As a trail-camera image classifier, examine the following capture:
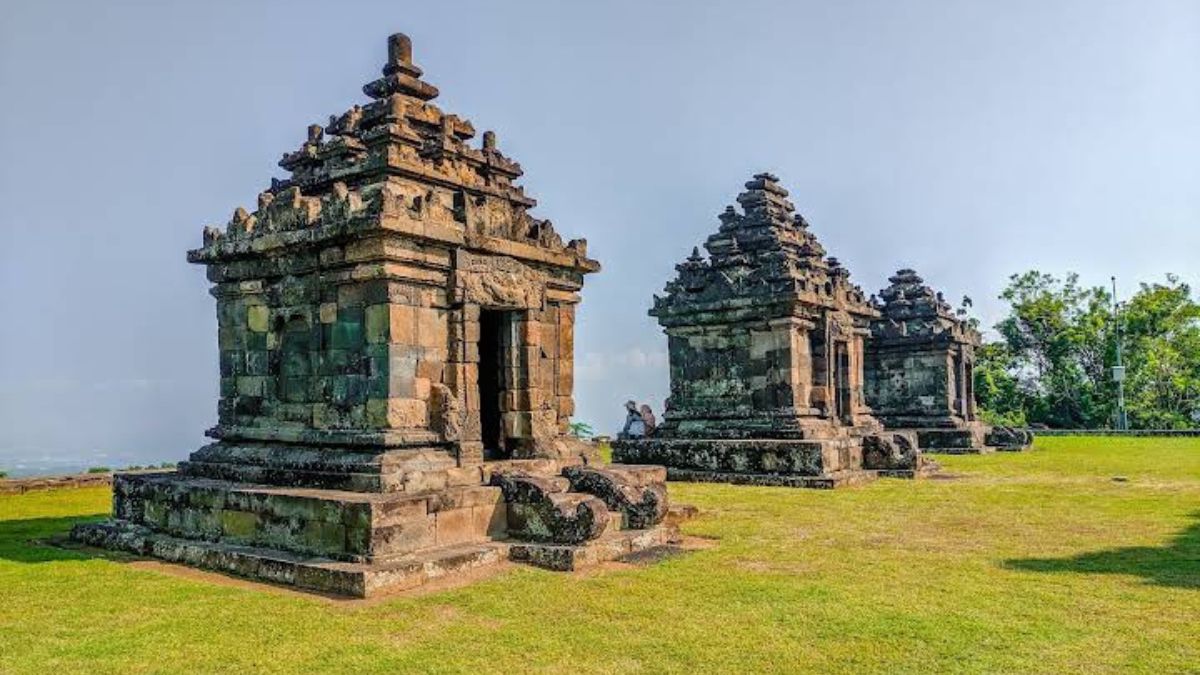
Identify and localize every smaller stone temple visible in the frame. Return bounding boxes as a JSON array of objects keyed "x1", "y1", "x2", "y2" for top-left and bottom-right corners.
[
  {"x1": 613, "y1": 174, "x2": 935, "y2": 487},
  {"x1": 865, "y1": 269, "x2": 1031, "y2": 452},
  {"x1": 72, "y1": 33, "x2": 674, "y2": 597}
]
